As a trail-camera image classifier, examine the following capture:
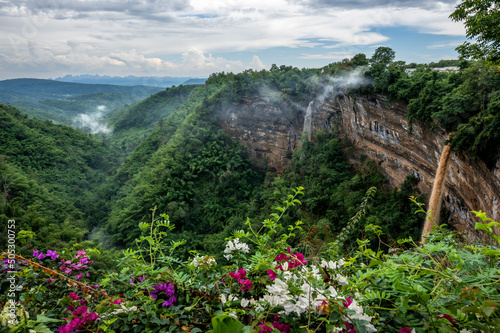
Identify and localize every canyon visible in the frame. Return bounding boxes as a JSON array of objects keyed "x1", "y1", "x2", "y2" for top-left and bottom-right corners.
[{"x1": 216, "y1": 93, "x2": 500, "y2": 240}]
